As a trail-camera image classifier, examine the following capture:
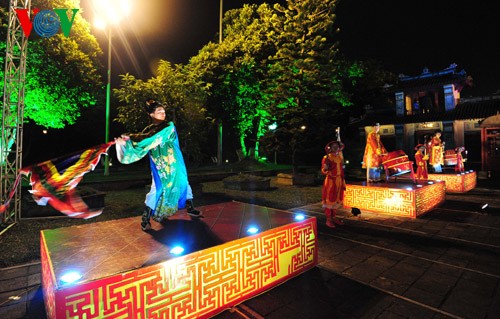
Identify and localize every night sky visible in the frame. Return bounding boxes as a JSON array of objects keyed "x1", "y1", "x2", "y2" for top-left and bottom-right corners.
[{"x1": 82, "y1": 0, "x2": 500, "y2": 96}]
